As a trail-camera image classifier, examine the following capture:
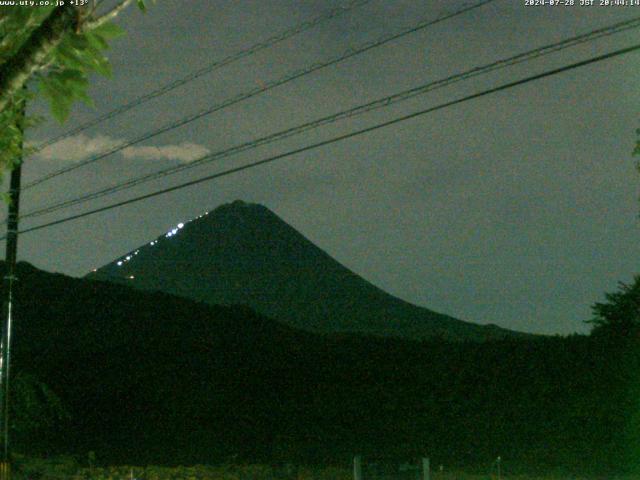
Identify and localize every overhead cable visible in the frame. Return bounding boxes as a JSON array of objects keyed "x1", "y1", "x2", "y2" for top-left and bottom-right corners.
[
  {"x1": 21, "y1": 14, "x2": 640, "y2": 220},
  {"x1": 32, "y1": 0, "x2": 375, "y2": 152},
  {"x1": 23, "y1": 0, "x2": 497, "y2": 190},
  {"x1": 11, "y1": 41, "x2": 640, "y2": 238}
]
